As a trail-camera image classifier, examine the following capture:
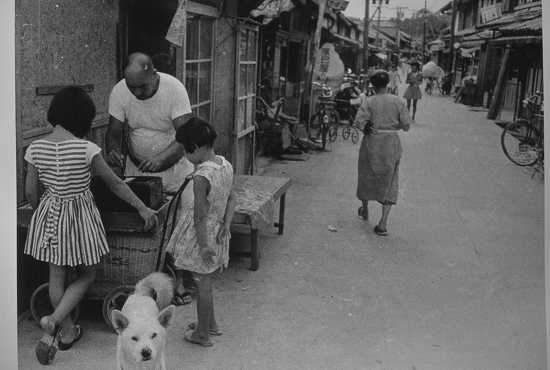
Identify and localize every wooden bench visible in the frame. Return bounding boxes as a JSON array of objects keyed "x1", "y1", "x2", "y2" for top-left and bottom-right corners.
[{"x1": 231, "y1": 175, "x2": 291, "y2": 271}]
